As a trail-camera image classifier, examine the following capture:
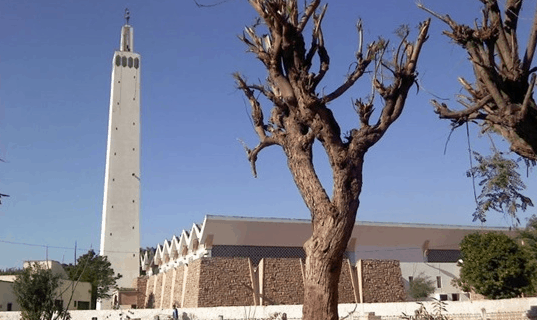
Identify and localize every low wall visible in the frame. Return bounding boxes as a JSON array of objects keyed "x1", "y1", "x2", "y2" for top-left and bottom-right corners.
[{"x1": 1, "y1": 297, "x2": 536, "y2": 320}]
